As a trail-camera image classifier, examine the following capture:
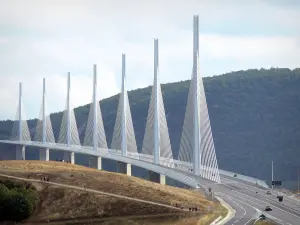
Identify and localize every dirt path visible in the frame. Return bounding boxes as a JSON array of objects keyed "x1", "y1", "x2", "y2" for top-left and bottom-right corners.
[{"x1": 0, "y1": 173, "x2": 187, "y2": 212}]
